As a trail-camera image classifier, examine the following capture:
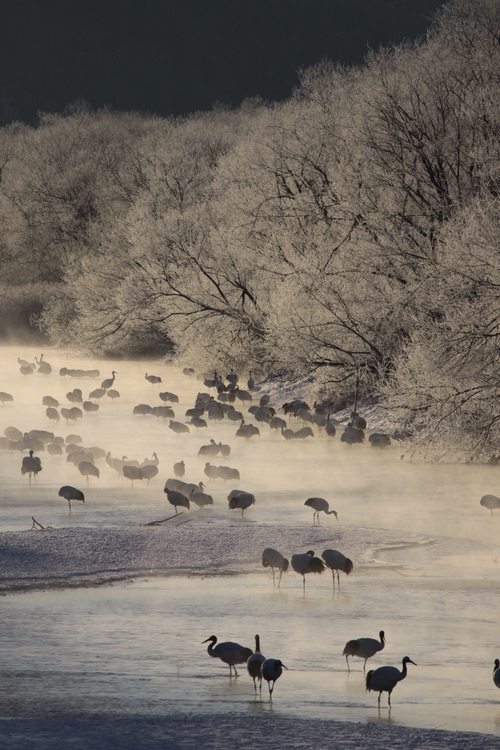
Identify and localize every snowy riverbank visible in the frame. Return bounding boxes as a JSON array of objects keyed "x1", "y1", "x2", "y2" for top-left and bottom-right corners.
[
  {"x1": 1, "y1": 714, "x2": 499, "y2": 750},
  {"x1": 0, "y1": 523, "x2": 428, "y2": 592}
]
